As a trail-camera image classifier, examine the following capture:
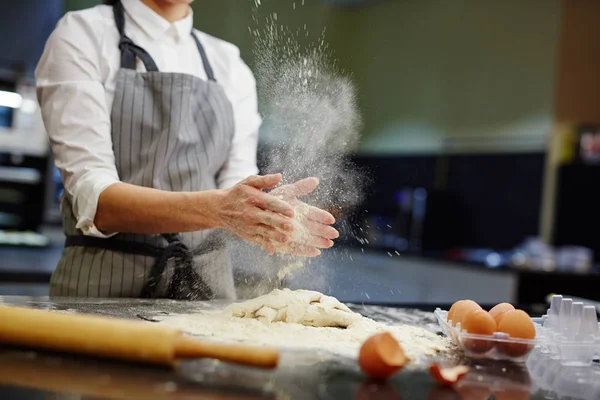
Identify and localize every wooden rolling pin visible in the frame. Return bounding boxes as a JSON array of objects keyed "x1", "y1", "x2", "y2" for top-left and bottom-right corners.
[{"x1": 0, "y1": 305, "x2": 278, "y2": 369}]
